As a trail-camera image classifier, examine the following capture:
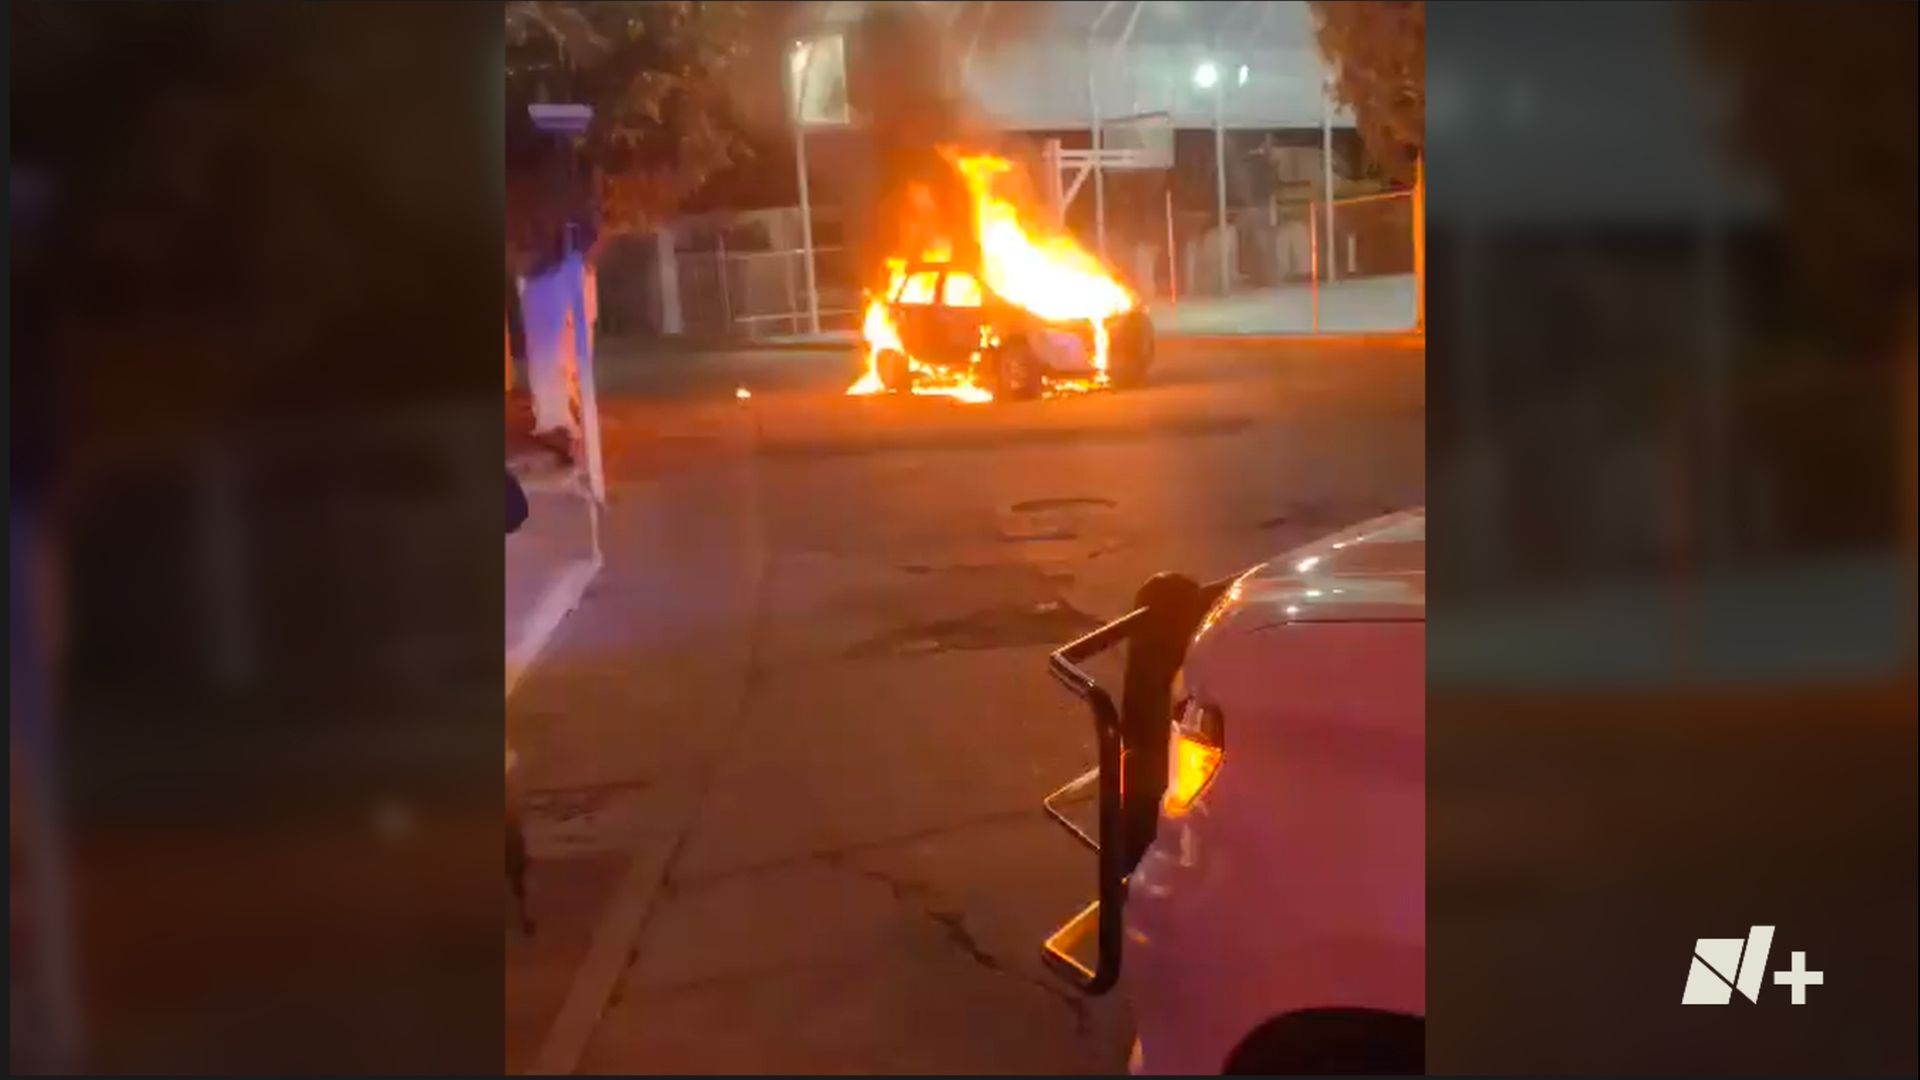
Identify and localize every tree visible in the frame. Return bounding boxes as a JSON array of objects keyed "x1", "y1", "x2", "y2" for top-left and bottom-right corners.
[
  {"x1": 505, "y1": 1, "x2": 759, "y2": 268},
  {"x1": 1306, "y1": 1, "x2": 1424, "y2": 186}
]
